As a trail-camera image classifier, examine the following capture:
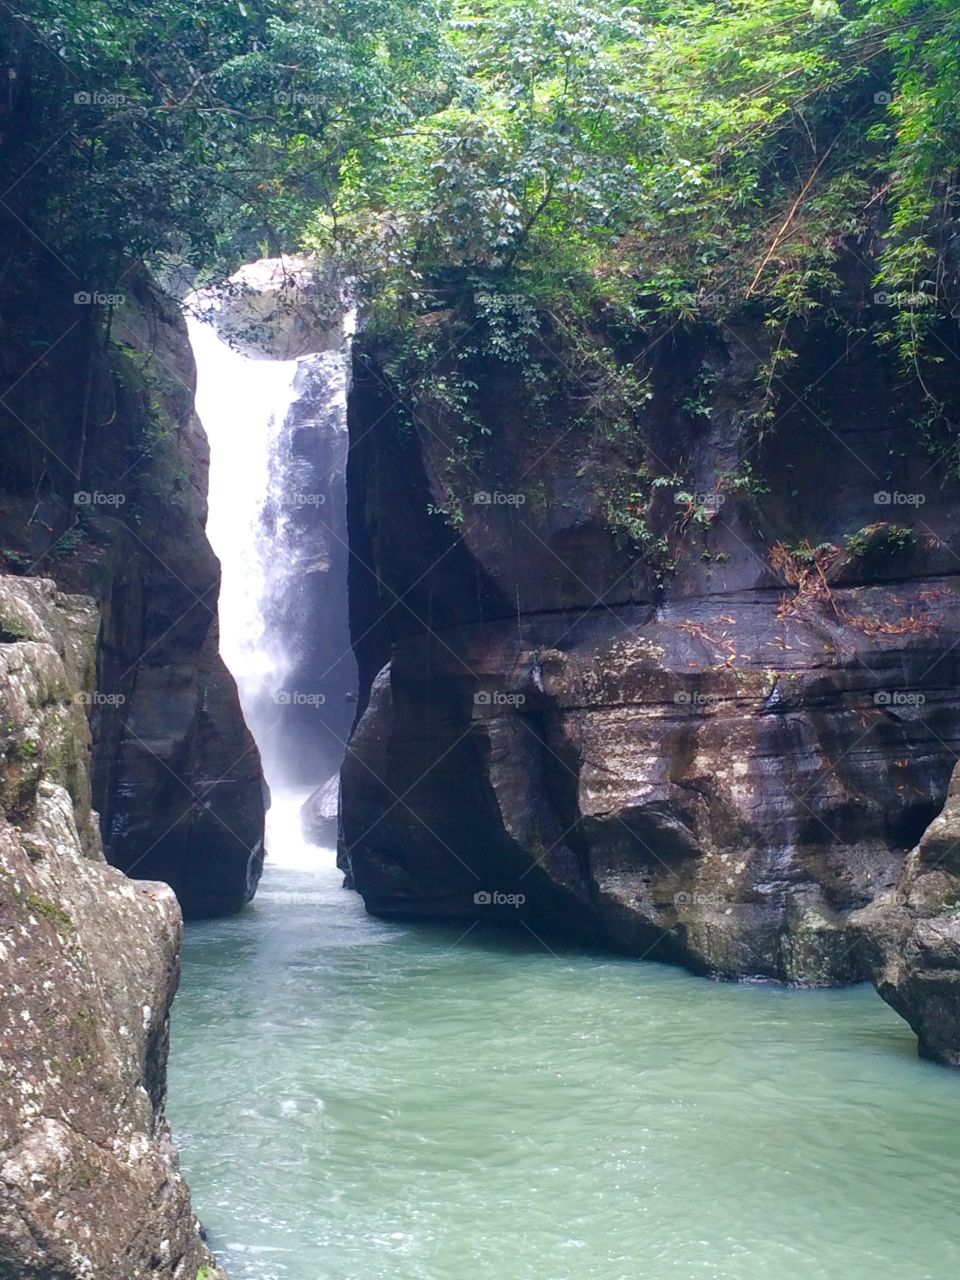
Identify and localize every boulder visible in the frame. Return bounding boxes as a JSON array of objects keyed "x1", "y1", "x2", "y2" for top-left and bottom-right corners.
[
  {"x1": 0, "y1": 576, "x2": 224, "y2": 1280},
  {"x1": 300, "y1": 773, "x2": 340, "y2": 847},
  {"x1": 857, "y1": 764, "x2": 960, "y2": 1066},
  {"x1": 192, "y1": 255, "x2": 343, "y2": 360}
]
